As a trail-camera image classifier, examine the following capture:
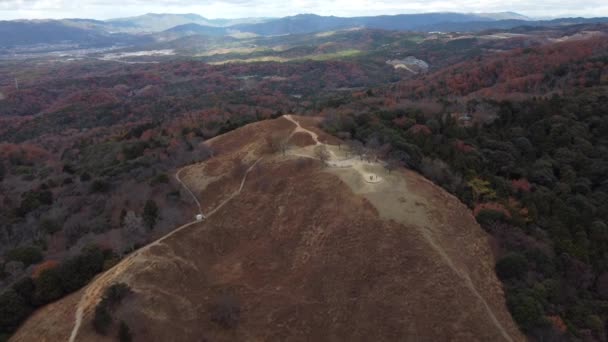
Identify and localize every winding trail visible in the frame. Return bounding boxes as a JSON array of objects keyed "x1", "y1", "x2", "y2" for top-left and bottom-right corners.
[
  {"x1": 175, "y1": 165, "x2": 204, "y2": 218},
  {"x1": 285, "y1": 114, "x2": 321, "y2": 145},
  {"x1": 67, "y1": 156, "x2": 263, "y2": 342},
  {"x1": 419, "y1": 228, "x2": 514, "y2": 342},
  {"x1": 206, "y1": 157, "x2": 263, "y2": 217}
]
